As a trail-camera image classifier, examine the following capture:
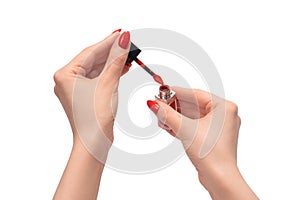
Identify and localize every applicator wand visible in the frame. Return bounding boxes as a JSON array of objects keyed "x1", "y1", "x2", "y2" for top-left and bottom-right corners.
[{"x1": 126, "y1": 42, "x2": 164, "y2": 85}]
